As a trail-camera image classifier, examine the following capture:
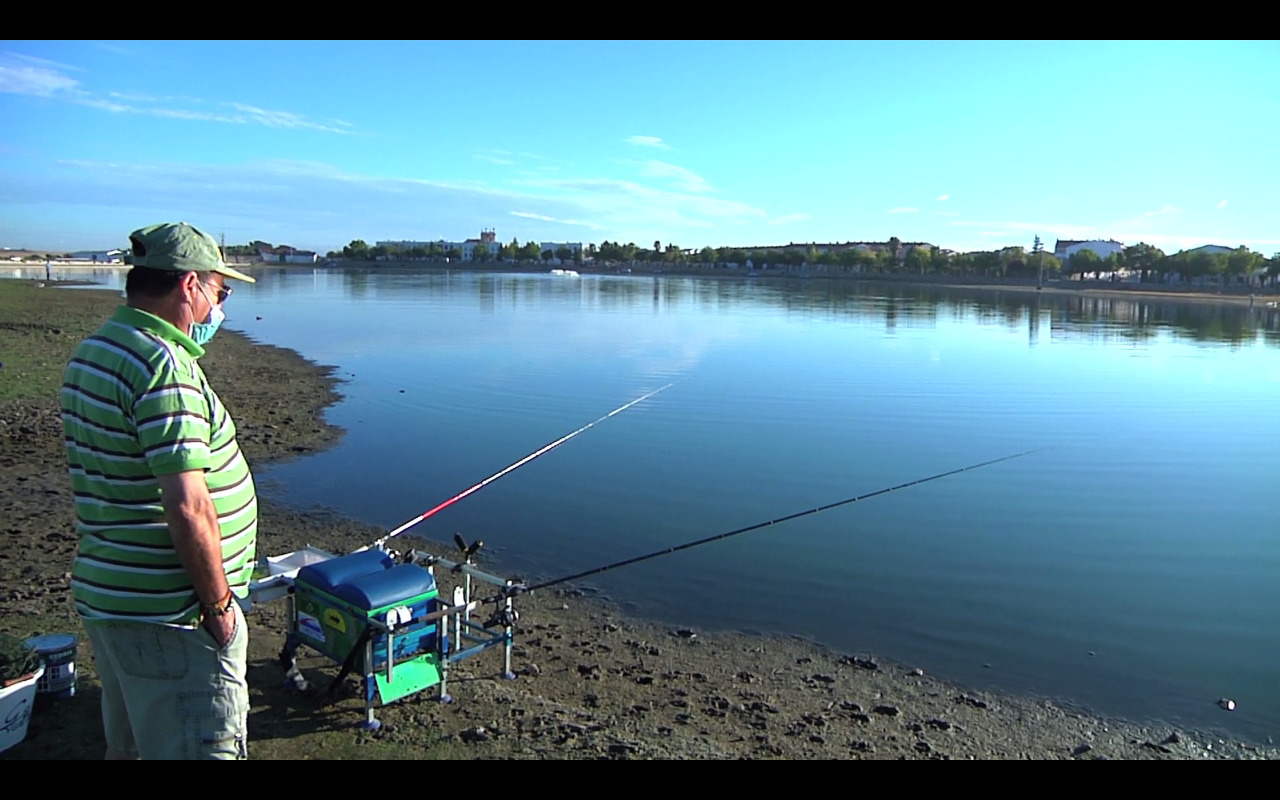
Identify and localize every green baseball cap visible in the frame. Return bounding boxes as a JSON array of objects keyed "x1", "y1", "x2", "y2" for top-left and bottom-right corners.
[{"x1": 127, "y1": 221, "x2": 256, "y2": 283}]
